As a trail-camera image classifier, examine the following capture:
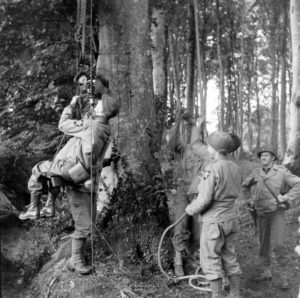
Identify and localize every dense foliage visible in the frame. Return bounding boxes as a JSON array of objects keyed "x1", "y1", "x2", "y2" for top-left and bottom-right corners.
[{"x1": 0, "y1": 0, "x2": 77, "y2": 153}]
